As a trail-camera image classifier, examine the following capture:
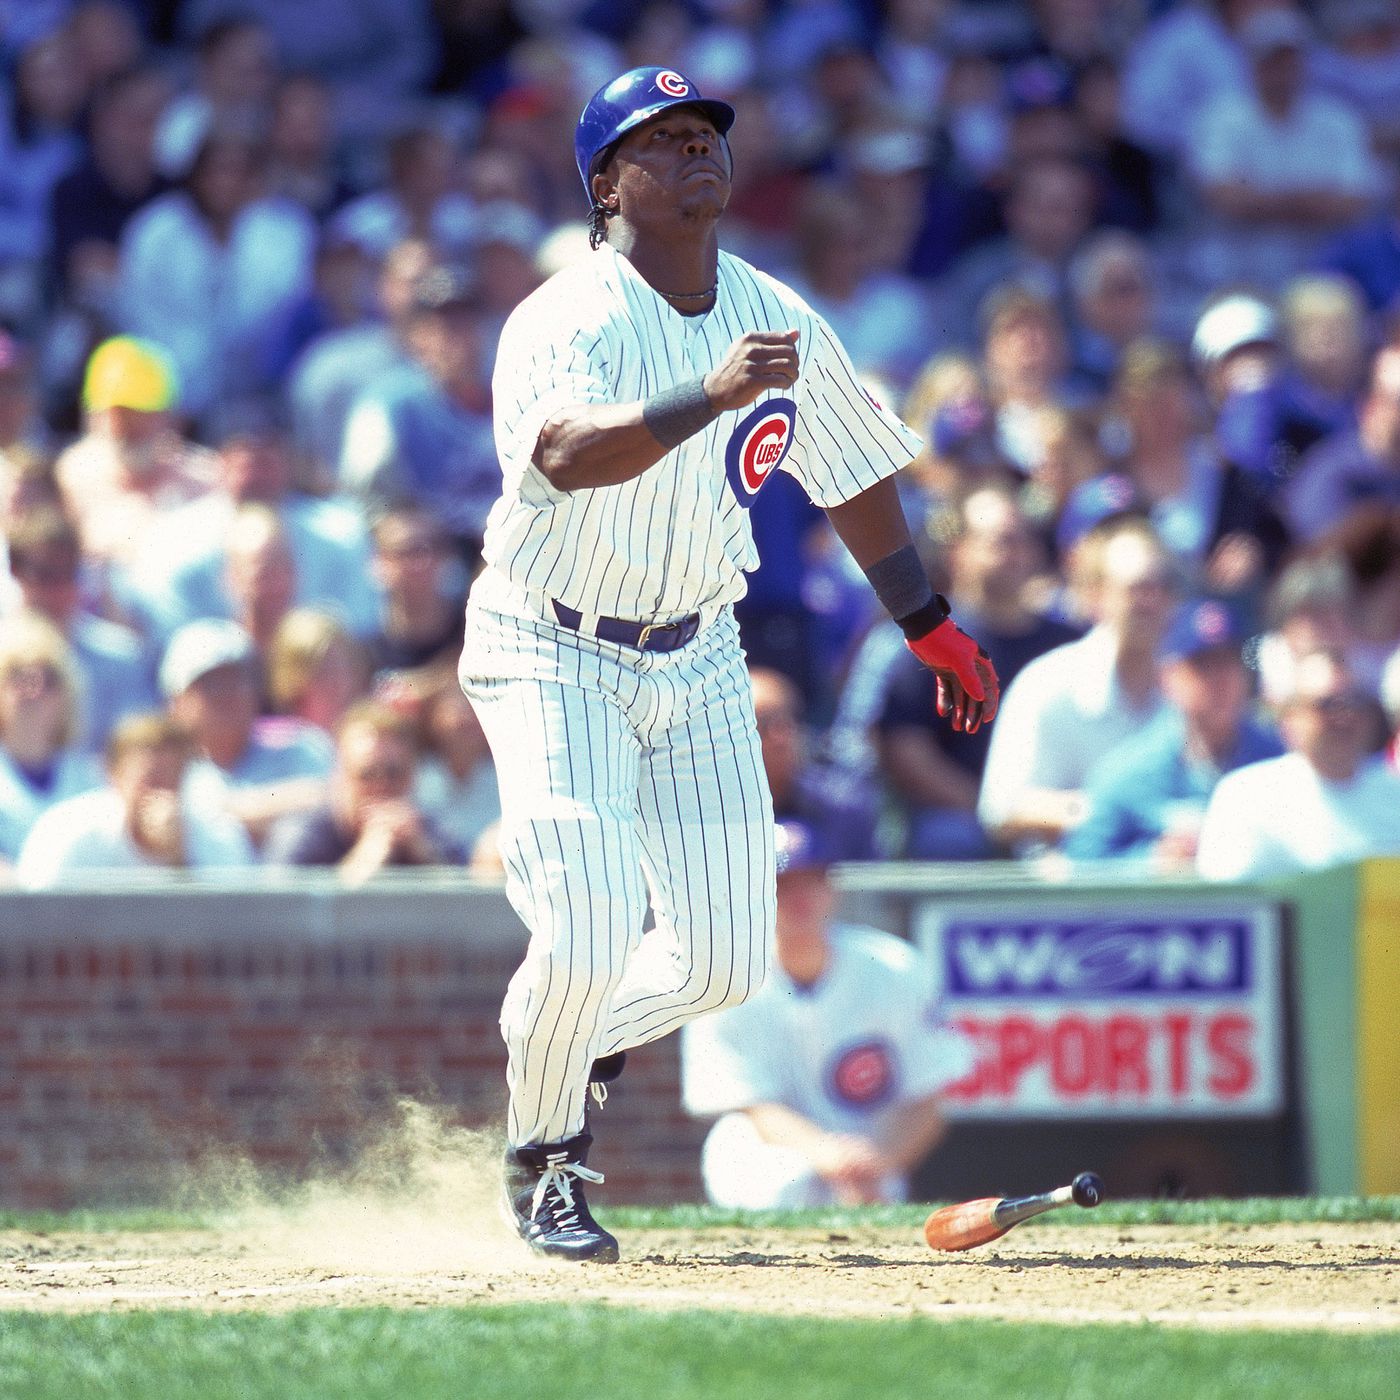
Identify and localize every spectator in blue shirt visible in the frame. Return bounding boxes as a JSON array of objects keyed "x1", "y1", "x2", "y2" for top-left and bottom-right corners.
[
  {"x1": 1067, "y1": 597, "x2": 1282, "y2": 869},
  {"x1": 339, "y1": 265, "x2": 497, "y2": 559}
]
